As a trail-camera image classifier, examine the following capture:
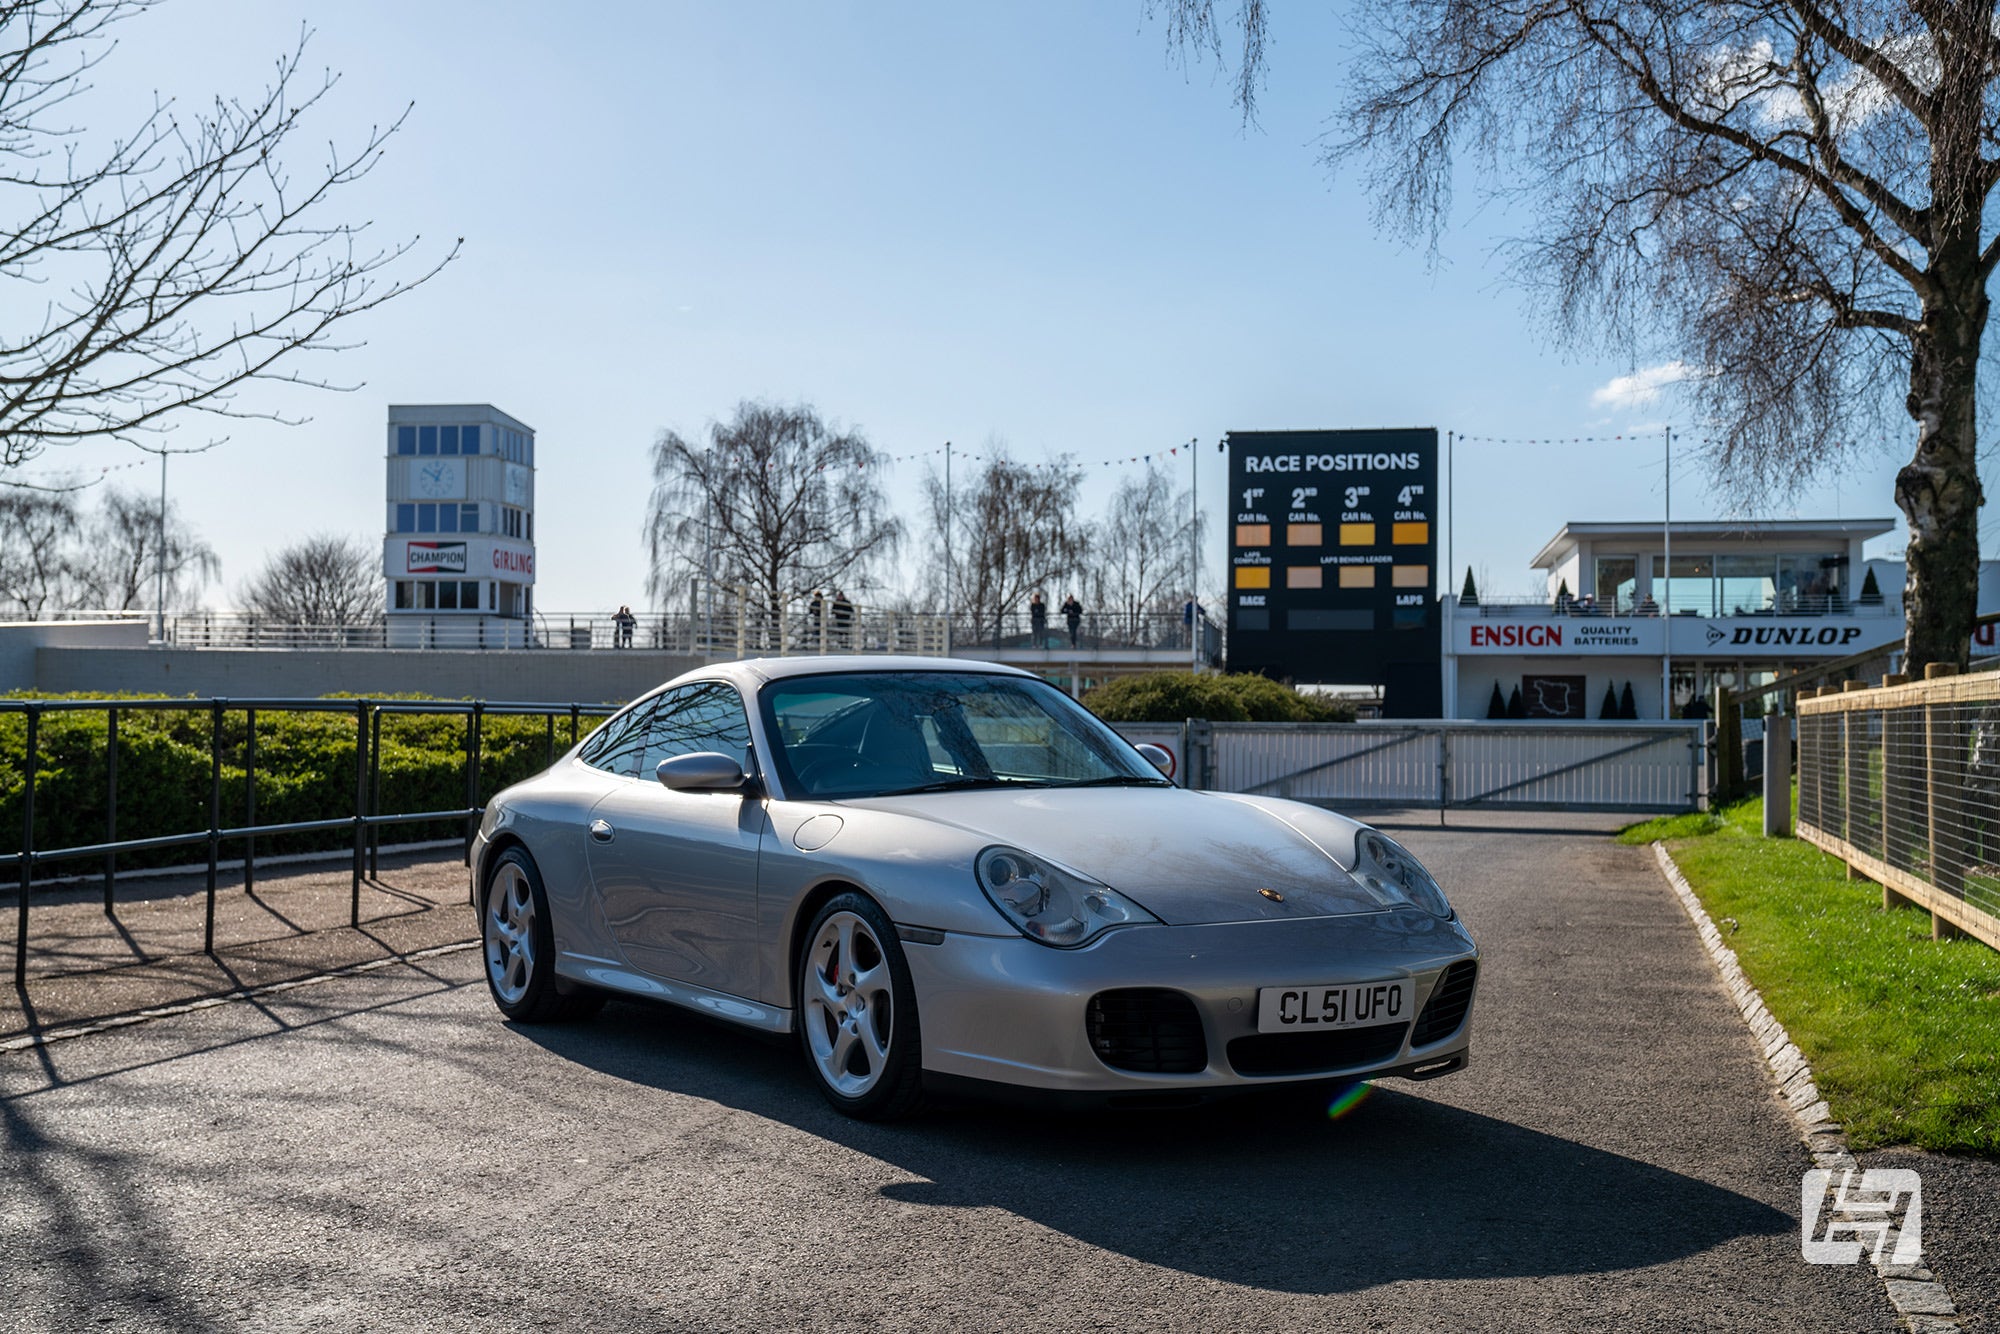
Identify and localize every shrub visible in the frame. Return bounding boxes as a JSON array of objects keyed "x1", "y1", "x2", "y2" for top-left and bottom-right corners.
[
  {"x1": 1082, "y1": 672, "x2": 1356, "y2": 723},
  {"x1": 0, "y1": 692, "x2": 599, "y2": 870}
]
